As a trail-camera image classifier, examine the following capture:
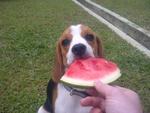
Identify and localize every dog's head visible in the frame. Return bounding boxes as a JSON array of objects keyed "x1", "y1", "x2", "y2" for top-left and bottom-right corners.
[{"x1": 52, "y1": 24, "x2": 104, "y2": 82}]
